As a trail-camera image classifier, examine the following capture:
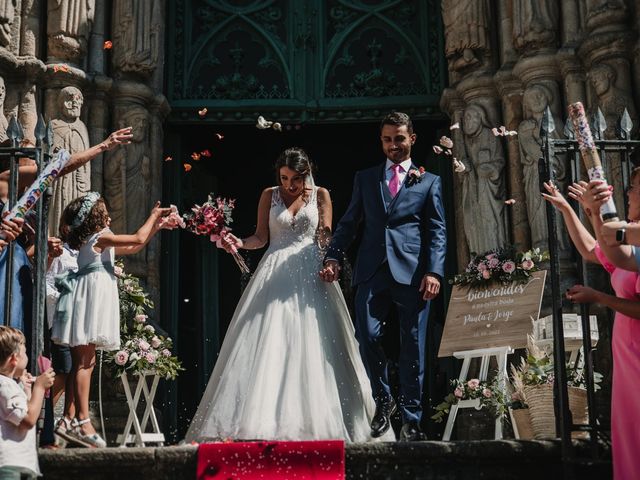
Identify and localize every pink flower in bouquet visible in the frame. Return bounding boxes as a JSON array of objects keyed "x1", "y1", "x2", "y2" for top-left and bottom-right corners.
[
  {"x1": 485, "y1": 253, "x2": 496, "y2": 260},
  {"x1": 522, "y1": 259, "x2": 534, "y2": 271},
  {"x1": 482, "y1": 270, "x2": 491, "y2": 280},
  {"x1": 138, "y1": 339, "x2": 150, "y2": 351},
  {"x1": 477, "y1": 262, "x2": 487, "y2": 272},
  {"x1": 151, "y1": 336, "x2": 161, "y2": 348},
  {"x1": 115, "y1": 350, "x2": 129, "y2": 366},
  {"x1": 488, "y1": 257, "x2": 500, "y2": 269},
  {"x1": 502, "y1": 261, "x2": 516, "y2": 273},
  {"x1": 467, "y1": 379, "x2": 480, "y2": 389},
  {"x1": 135, "y1": 314, "x2": 147, "y2": 323},
  {"x1": 454, "y1": 387, "x2": 464, "y2": 398},
  {"x1": 114, "y1": 265, "x2": 123, "y2": 277},
  {"x1": 482, "y1": 388, "x2": 493, "y2": 398},
  {"x1": 145, "y1": 351, "x2": 157, "y2": 364},
  {"x1": 162, "y1": 349, "x2": 171, "y2": 357}
]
